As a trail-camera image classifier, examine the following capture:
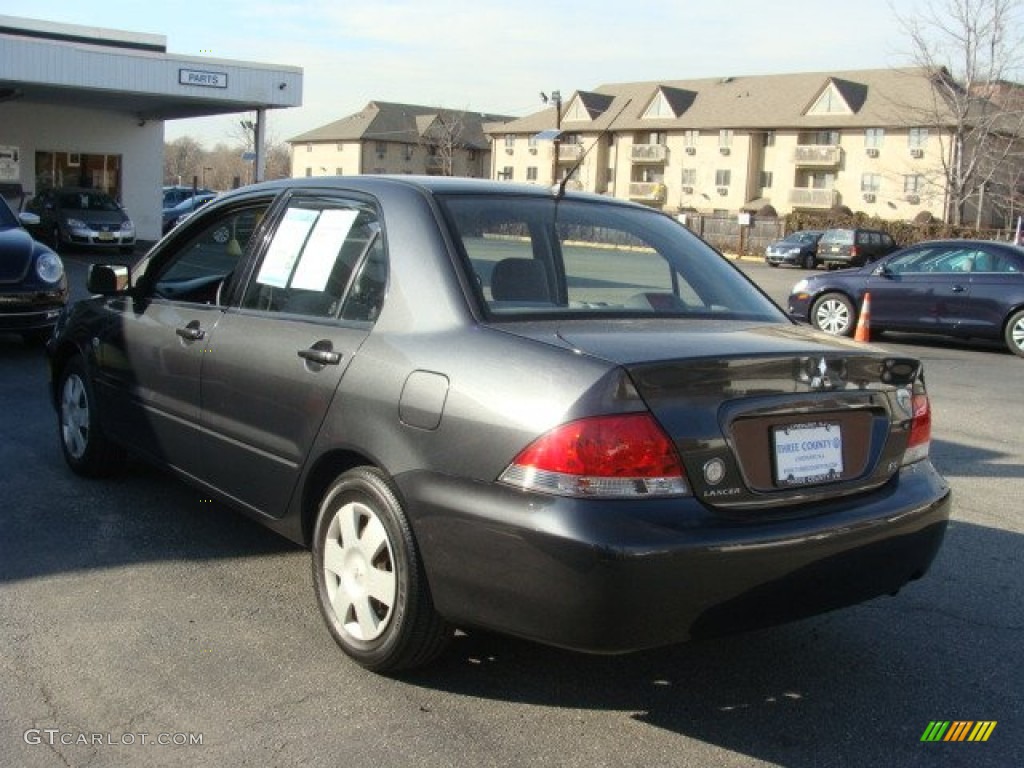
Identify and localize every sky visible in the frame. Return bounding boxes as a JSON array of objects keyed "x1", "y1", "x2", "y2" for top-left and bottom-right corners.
[{"x1": 2, "y1": 0, "x2": 927, "y2": 148}]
